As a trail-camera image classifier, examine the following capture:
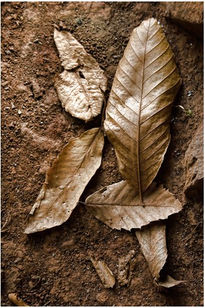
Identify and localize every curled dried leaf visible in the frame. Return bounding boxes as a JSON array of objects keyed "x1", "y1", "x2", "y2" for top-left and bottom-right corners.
[
  {"x1": 104, "y1": 18, "x2": 181, "y2": 200},
  {"x1": 54, "y1": 29, "x2": 107, "y2": 121},
  {"x1": 25, "y1": 128, "x2": 104, "y2": 234},
  {"x1": 136, "y1": 223, "x2": 183, "y2": 288},
  {"x1": 90, "y1": 257, "x2": 116, "y2": 288},
  {"x1": 136, "y1": 223, "x2": 167, "y2": 280},
  {"x1": 157, "y1": 275, "x2": 184, "y2": 288},
  {"x1": 86, "y1": 181, "x2": 182, "y2": 230}
]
